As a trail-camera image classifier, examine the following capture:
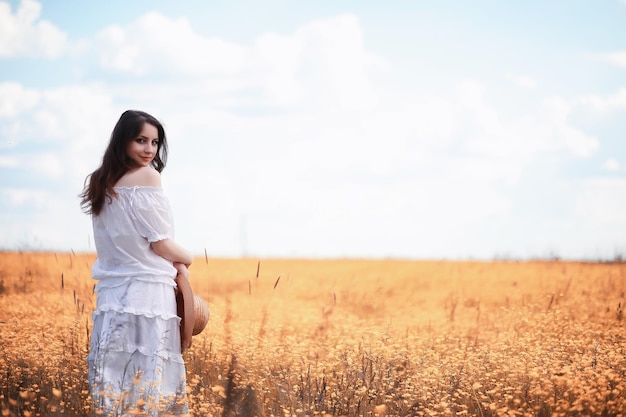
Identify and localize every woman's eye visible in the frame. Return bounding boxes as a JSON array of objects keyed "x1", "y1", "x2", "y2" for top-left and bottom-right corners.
[{"x1": 152, "y1": 140, "x2": 159, "y2": 146}]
